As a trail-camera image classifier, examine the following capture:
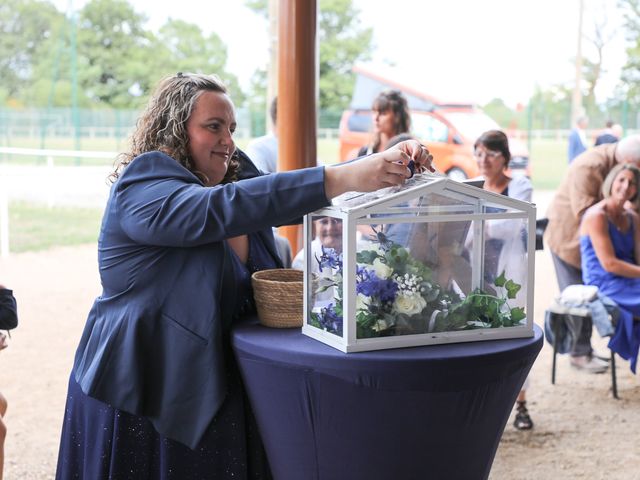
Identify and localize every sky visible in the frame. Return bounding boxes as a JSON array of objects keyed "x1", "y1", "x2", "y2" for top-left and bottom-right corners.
[{"x1": 53, "y1": 0, "x2": 628, "y2": 107}]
